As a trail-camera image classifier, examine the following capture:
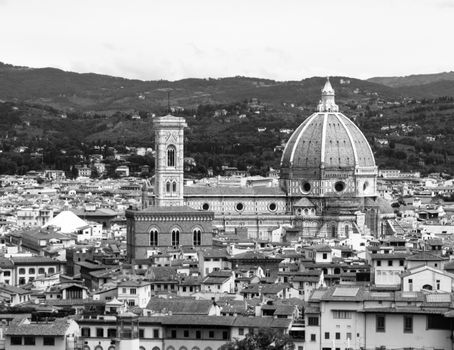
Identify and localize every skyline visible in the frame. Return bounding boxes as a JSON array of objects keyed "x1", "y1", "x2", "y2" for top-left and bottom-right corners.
[{"x1": 1, "y1": 0, "x2": 454, "y2": 81}]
